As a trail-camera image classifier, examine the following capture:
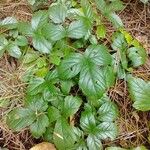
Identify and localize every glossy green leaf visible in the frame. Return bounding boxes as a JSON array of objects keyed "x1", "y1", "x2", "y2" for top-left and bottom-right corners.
[
  {"x1": 49, "y1": 4, "x2": 67, "y2": 24},
  {"x1": 128, "y1": 76, "x2": 150, "y2": 111},
  {"x1": 87, "y1": 135, "x2": 102, "y2": 150},
  {"x1": 67, "y1": 21, "x2": 88, "y2": 39},
  {"x1": 107, "y1": 13, "x2": 123, "y2": 28},
  {"x1": 26, "y1": 96, "x2": 48, "y2": 112},
  {"x1": 47, "y1": 106, "x2": 60, "y2": 123},
  {"x1": 30, "y1": 114, "x2": 49, "y2": 138},
  {"x1": 62, "y1": 96, "x2": 82, "y2": 118},
  {"x1": 43, "y1": 23, "x2": 66, "y2": 41},
  {"x1": 58, "y1": 53, "x2": 83, "y2": 79},
  {"x1": 32, "y1": 33, "x2": 52, "y2": 53},
  {"x1": 17, "y1": 22, "x2": 33, "y2": 36},
  {"x1": 0, "y1": 35, "x2": 8, "y2": 57},
  {"x1": 7, "y1": 108, "x2": 35, "y2": 131},
  {"x1": 27, "y1": 78, "x2": 46, "y2": 95},
  {"x1": 7, "y1": 44, "x2": 22, "y2": 58},
  {"x1": 31, "y1": 10, "x2": 48, "y2": 30},
  {"x1": 84, "y1": 45, "x2": 112, "y2": 66},
  {"x1": 127, "y1": 47, "x2": 147, "y2": 67},
  {"x1": 80, "y1": 107, "x2": 96, "y2": 133},
  {"x1": 0, "y1": 17, "x2": 18, "y2": 29},
  {"x1": 97, "y1": 122, "x2": 118, "y2": 140},
  {"x1": 81, "y1": 0, "x2": 94, "y2": 20},
  {"x1": 53, "y1": 118, "x2": 75, "y2": 150},
  {"x1": 60, "y1": 80, "x2": 74, "y2": 95},
  {"x1": 79, "y1": 63, "x2": 115, "y2": 99},
  {"x1": 98, "y1": 101, "x2": 119, "y2": 122}
]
